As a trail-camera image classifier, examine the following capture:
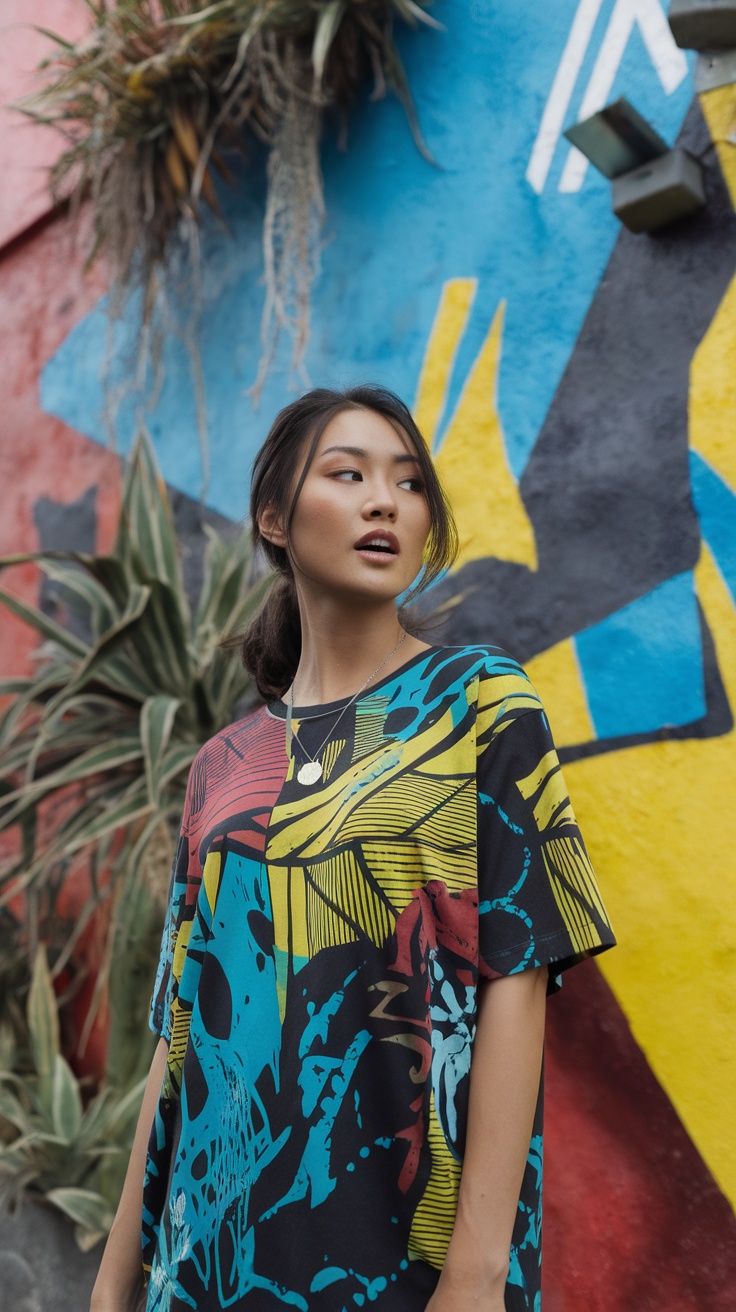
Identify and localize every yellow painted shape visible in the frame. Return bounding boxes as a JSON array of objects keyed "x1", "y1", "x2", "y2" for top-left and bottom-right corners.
[
  {"x1": 690, "y1": 267, "x2": 736, "y2": 495},
  {"x1": 700, "y1": 86, "x2": 736, "y2": 206},
  {"x1": 414, "y1": 279, "x2": 477, "y2": 447},
  {"x1": 524, "y1": 639, "x2": 595, "y2": 748},
  {"x1": 433, "y1": 301, "x2": 538, "y2": 572},
  {"x1": 565, "y1": 544, "x2": 736, "y2": 1205}
]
